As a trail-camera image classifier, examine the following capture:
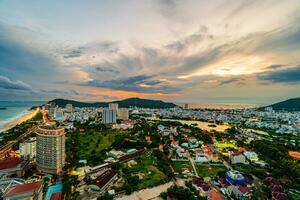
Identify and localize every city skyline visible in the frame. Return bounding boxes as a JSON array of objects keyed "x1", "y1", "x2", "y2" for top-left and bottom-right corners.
[{"x1": 1, "y1": 0, "x2": 300, "y2": 104}]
